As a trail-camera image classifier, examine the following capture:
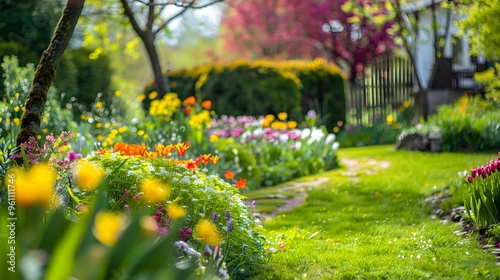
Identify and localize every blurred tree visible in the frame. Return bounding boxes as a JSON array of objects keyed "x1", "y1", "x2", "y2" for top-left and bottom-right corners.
[
  {"x1": 460, "y1": 0, "x2": 500, "y2": 103},
  {"x1": 0, "y1": 0, "x2": 63, "y2": 90},
  {"x1": 391, "y1": 0, "x2": 456, "y2": 119},
  {"x1": 221, "y1": 0, "x2": 398, "y2": 81},
  {"x1": 307, "y1": 0, "x2": 398, "y2": 81},
  {"x1": 84, "y1": 0, "x2": 225, "y2": 98},
  {"x1": 0, "y1": 0, "x2": 62, "y2": 62},
  {"x1": 16, "y1": 0, "x2": 85, "y2": 149},
  {"x1": 221, "y1": 0, "x2": 313, "y2": 59},
  {"x1": 459, "y1": 0, "x2": 500, "y2": 60}
]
